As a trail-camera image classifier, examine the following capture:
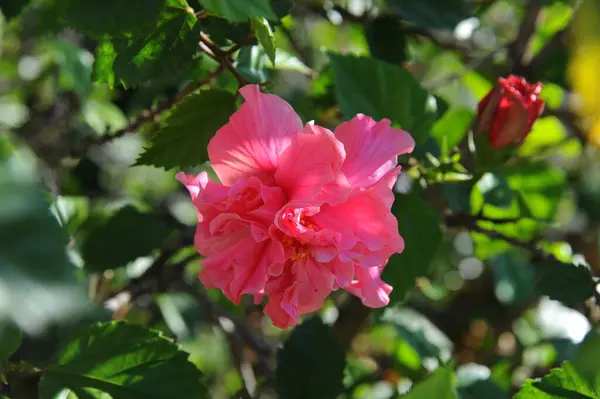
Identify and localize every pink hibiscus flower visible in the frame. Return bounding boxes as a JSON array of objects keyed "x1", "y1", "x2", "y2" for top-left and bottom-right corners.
[{"x1": 177, "y1": 85, "x2": 415, "y2": 328}]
